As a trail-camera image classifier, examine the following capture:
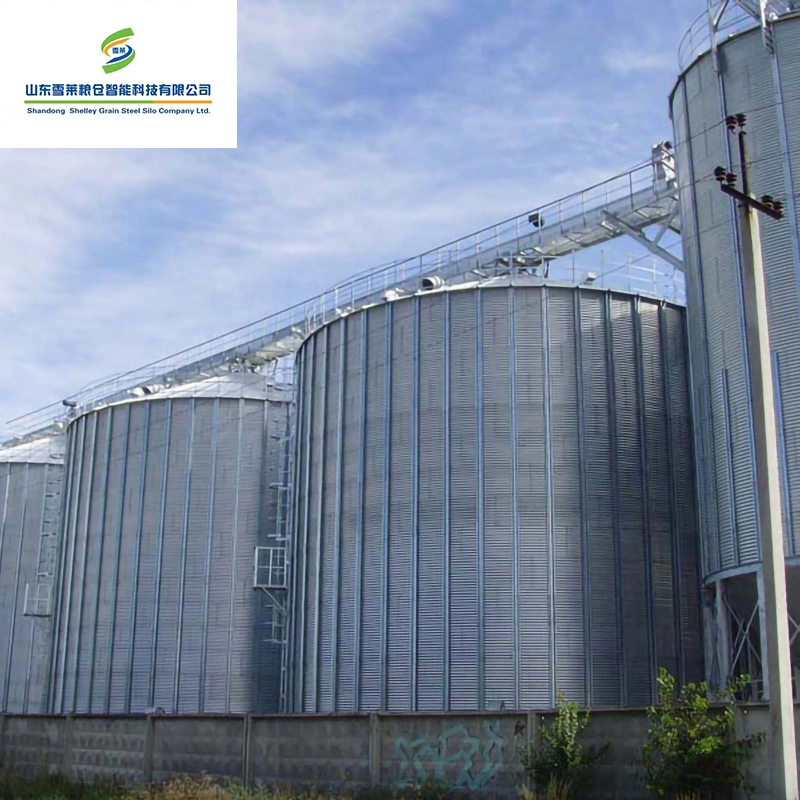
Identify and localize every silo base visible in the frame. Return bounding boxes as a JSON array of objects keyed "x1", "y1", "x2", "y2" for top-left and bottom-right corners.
[{"x1": 704, "y1": 564, "x2": 800, "y2": 699}]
